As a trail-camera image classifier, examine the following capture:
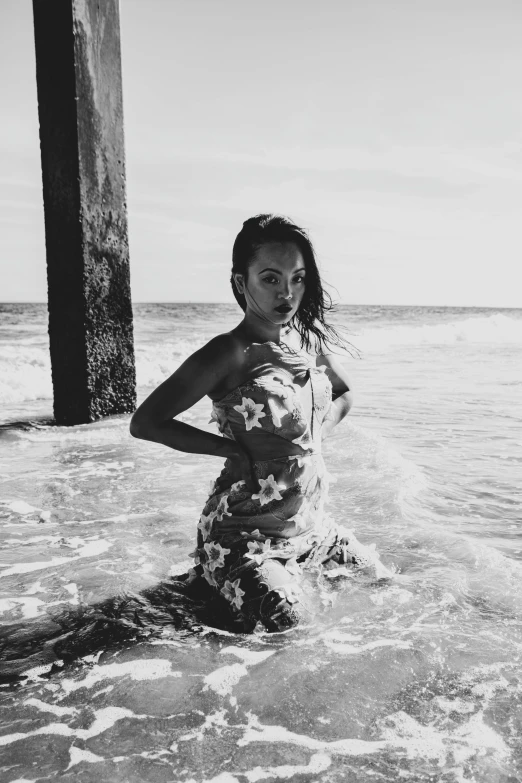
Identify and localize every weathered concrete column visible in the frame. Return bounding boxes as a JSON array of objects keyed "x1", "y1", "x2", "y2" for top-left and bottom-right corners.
[{"x1": 33, "y1": 0, "x2": 136, "y2": 425}]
